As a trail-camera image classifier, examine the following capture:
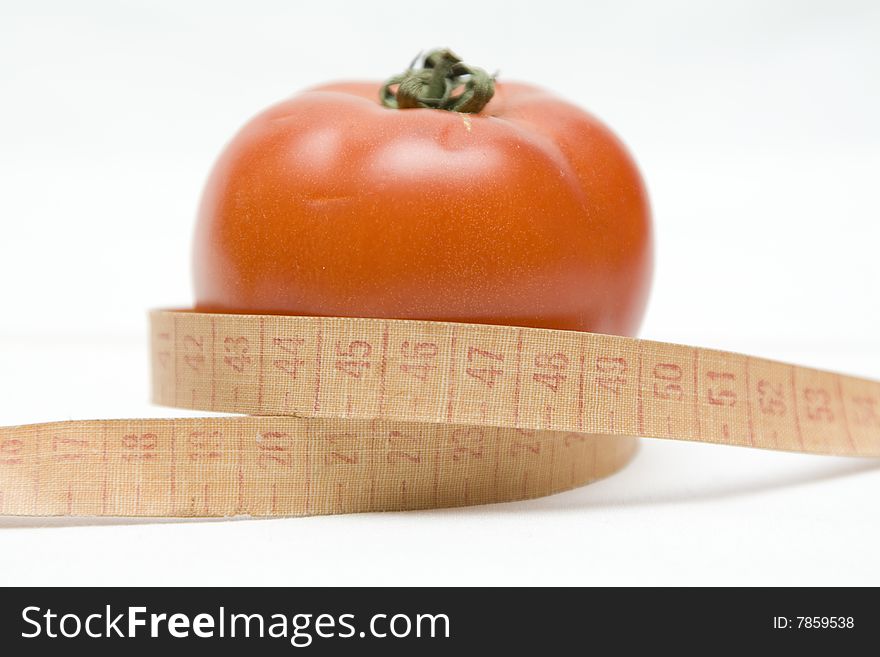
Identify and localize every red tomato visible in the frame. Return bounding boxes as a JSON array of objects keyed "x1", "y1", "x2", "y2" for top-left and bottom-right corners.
[{"x1": 194, "y1": 52, "x2": 652, "y2": 336}]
